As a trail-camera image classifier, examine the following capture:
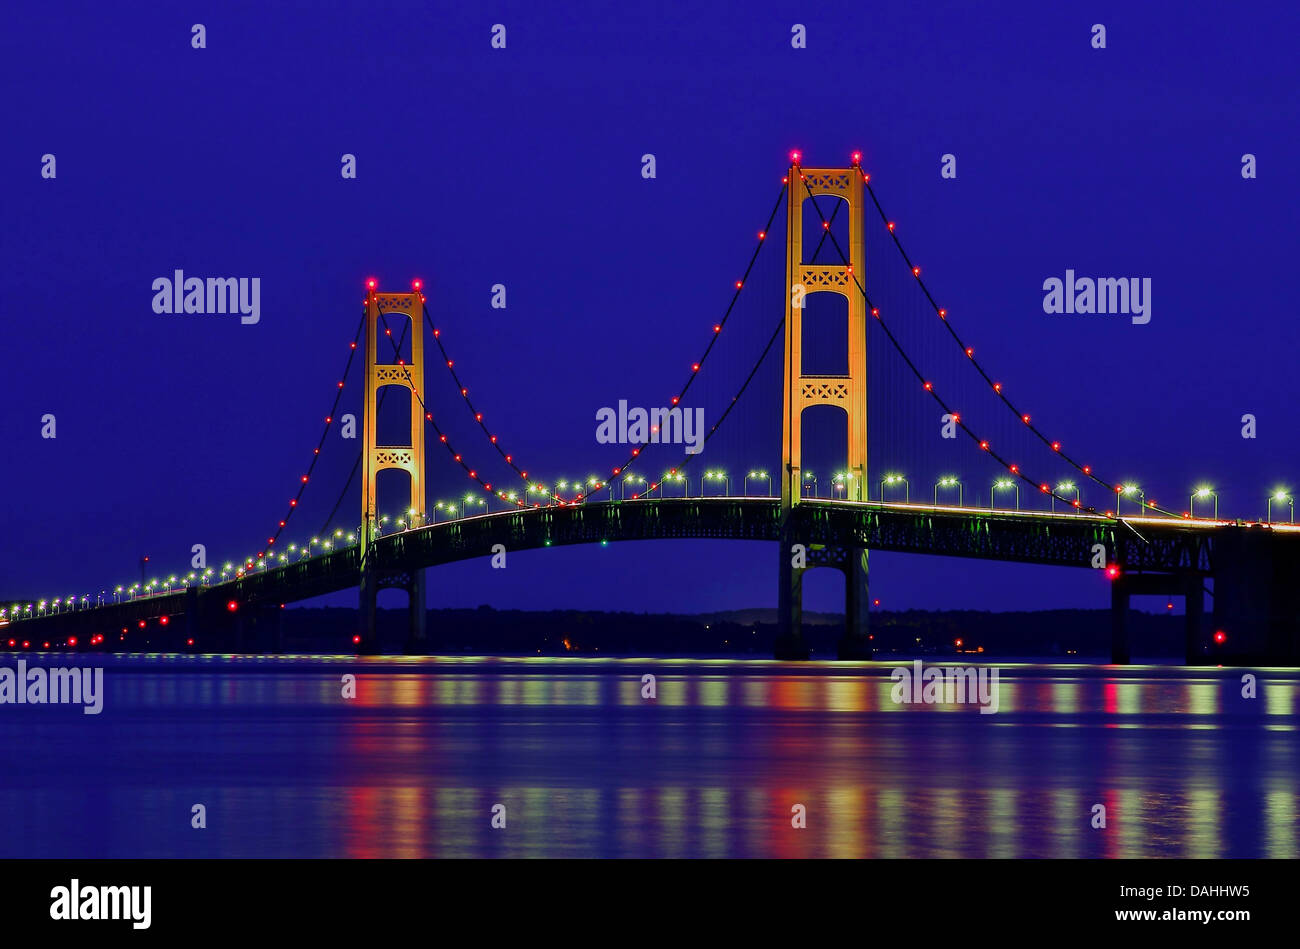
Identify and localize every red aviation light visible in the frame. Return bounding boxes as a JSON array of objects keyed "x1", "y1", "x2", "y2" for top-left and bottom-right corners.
[
  {"x1": 227, "y1": 600, "x2": 239, "y2": 612},
  {"x1": 411, "y1": 278, "x2": 422, "y2": 291},
  {"x1": 1214, "y1": 630, "x2": 1227, "y2": 644},
  {"x1": 365, "y1": 278, "x2": 377, "y2": 291}
]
